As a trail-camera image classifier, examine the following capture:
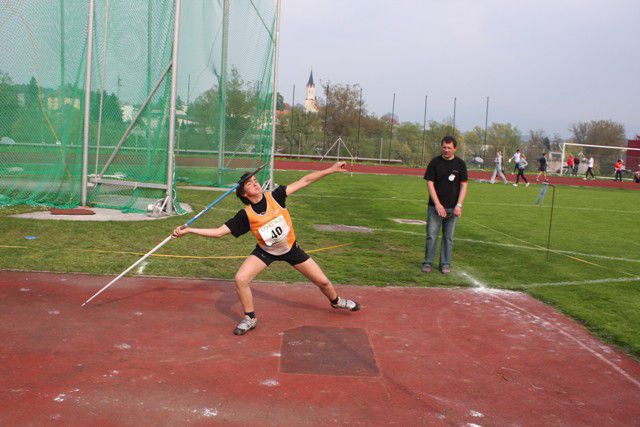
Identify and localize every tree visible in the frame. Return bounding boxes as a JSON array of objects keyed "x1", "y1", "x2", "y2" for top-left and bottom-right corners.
[
  {"x1": 323, "y1": 83, "x2": 363, "y2": 139},
  {"x1": 0, "y1": 71, "x2": 19, "y2": 136}
]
